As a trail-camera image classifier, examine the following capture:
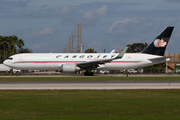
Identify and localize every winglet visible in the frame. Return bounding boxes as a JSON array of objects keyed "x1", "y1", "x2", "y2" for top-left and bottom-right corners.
[
  {"x1": 110, "y1": 49, "x2": 116, "y2": 53},
  {"x1": 115, "y1": 46, "x2": 128, "y2": 59}
]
